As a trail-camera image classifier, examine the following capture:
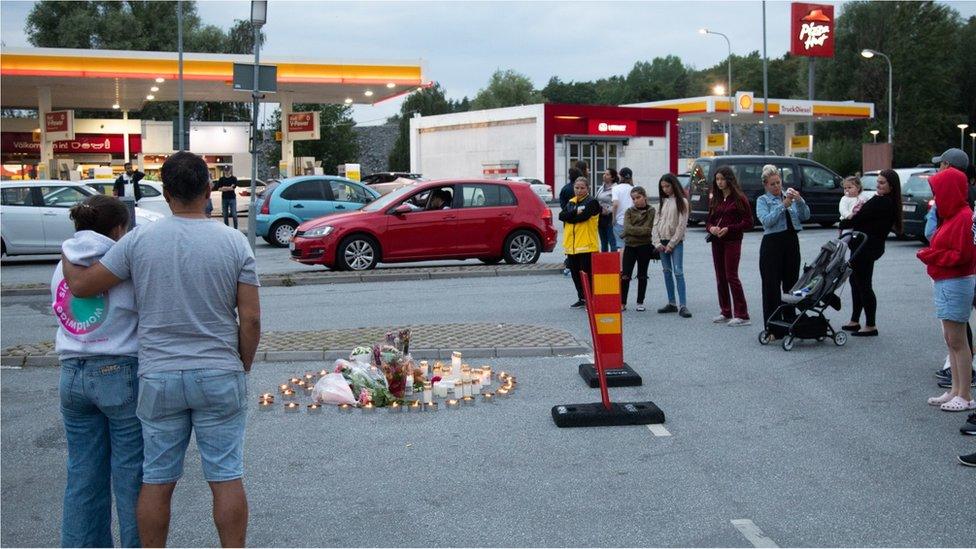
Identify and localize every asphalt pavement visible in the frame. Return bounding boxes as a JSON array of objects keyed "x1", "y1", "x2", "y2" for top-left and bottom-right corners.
[{"x1": 2, "y1": 225, "x2": 975, "y2": 547}]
